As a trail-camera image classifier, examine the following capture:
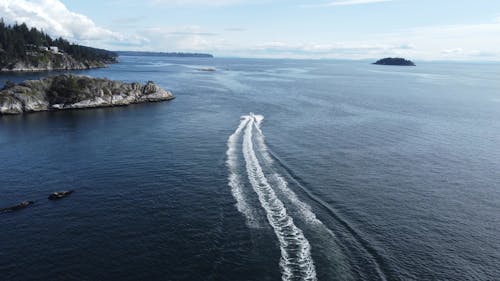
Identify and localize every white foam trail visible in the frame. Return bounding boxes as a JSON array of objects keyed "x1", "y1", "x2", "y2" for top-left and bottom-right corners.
[
  {"x1": 242, "y1": 116, "x2": 317, "y2": 281},
  {"x1": 253, "y1": 114, "x2": 274, "y2": 165},
  {"x1": 253, "y1": 114, "x2": 265, "y2": 128},
  {"x1": 272, "y1": 173, "x2": 323, "y2": 225},
  {"x1": 226, "y1": 116, "x2": 260, "y2": 228},
  {"x1": 250, "y1": 115, "x2": 389, "y2": 280},
  {"x1": 251, "y1": 115, "x2": 325, "y2": 227}
]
